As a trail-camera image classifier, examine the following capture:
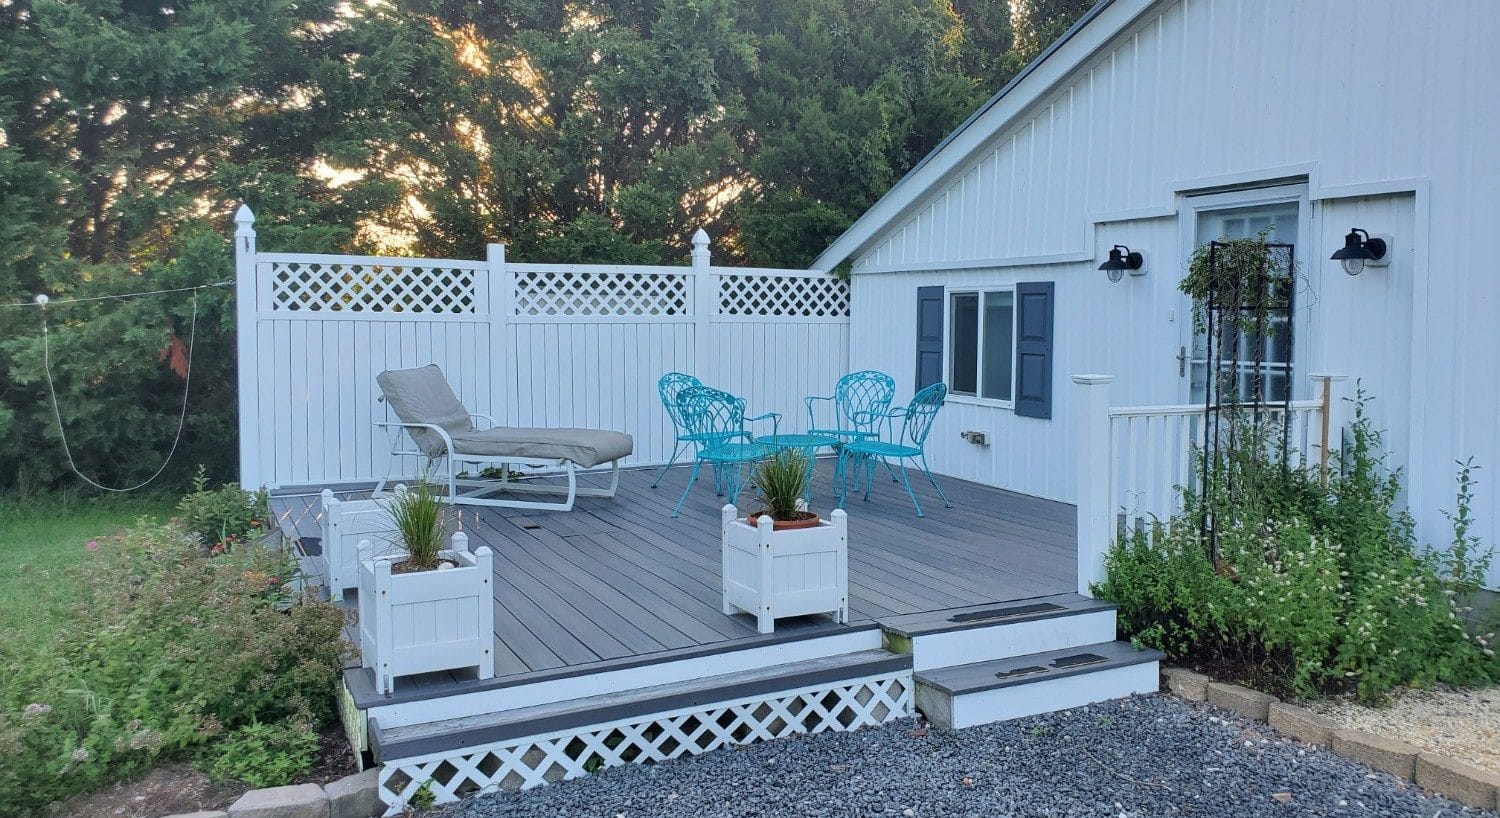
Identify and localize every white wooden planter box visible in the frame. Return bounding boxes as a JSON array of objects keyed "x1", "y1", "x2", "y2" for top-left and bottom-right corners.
[
  {"x1": 721, "y1": 504, "x2": 849, "y2": 634},
  {"x1": 358, "y1": 532, "x2": 495, "y2": 694},
  {"x1": 321, "y1": 488, "x2": 405, "y2": 601}
]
